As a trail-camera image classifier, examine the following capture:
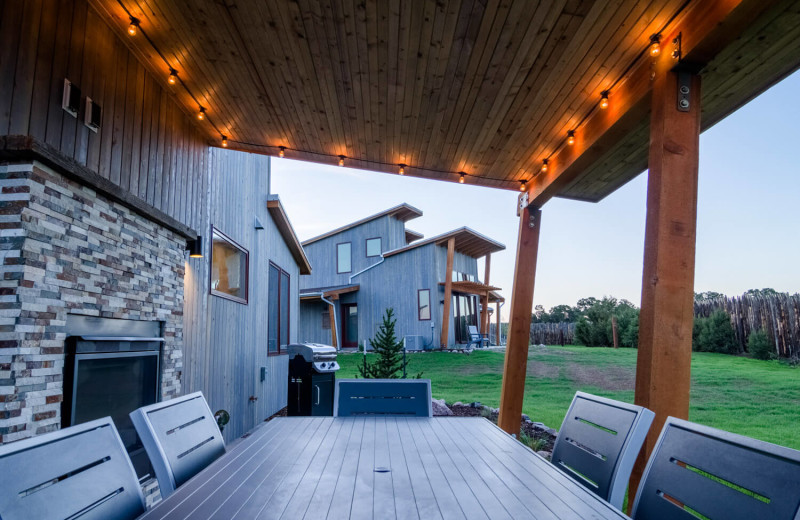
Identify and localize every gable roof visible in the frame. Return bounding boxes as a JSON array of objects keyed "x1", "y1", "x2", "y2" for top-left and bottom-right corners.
[
  {"x1": 301, "y1": 203, "x2": 422, "y2": 246},
  {"x1": 383, "y1": 227, "x2": 505, "y2": 259},
  {"x1": 267, "y1": 195, "x2": 312, "y2": 275}
]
